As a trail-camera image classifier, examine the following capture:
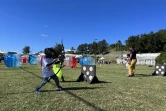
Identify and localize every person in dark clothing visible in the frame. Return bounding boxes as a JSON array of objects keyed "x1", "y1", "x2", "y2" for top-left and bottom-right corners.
[
  {"x1": 128, "y1": 44, "x2": 137, "y2": 77},
  {"x1": 0, "y1": 55, "x2": 1, "y2": 63}
]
